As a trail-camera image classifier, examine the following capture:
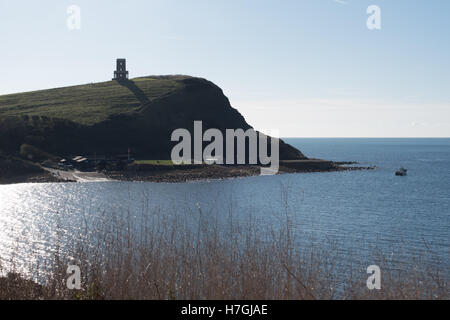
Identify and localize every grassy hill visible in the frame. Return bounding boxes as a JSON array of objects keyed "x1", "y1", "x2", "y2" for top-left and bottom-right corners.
[
  {"x1": 0, "y1": 76, "x2": 188, "y2": 125},
  {"x1": 0, "y1": 76, "x2": 306, "y2": 161}
]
